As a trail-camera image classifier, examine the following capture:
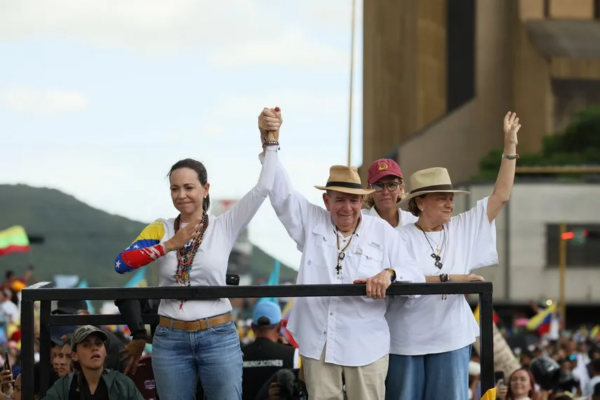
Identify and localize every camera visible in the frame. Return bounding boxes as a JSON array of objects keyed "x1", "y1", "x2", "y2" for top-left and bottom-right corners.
[{"x1": 274, "y1": 369, "x2": 306, "y2": 400}]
